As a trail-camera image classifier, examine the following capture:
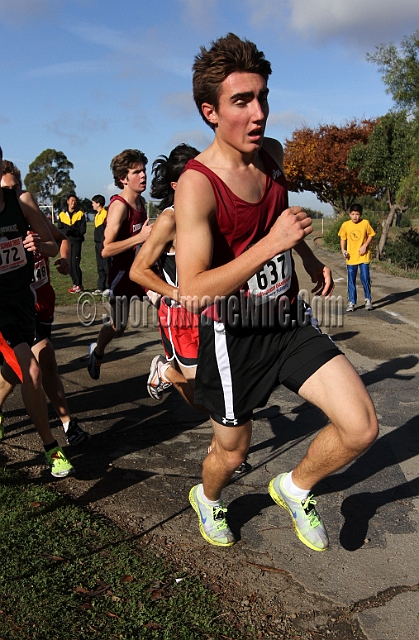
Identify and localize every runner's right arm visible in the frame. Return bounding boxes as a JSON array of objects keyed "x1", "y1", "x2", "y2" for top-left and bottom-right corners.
[
  {"x1": 102, "y1": 199, "x2": 152, "y2": 258},
  {"x1": 129, "y1": 208, "x2": 179, "y2": 301},
  {"x1": 175, "y1": 168, "x2": 312, "y2": 312},
  {"x1": 19, "y1": 191, "x2": 58, "y2": 257}
]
